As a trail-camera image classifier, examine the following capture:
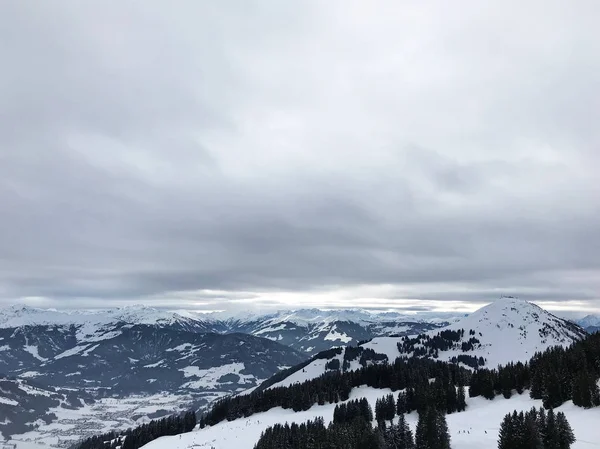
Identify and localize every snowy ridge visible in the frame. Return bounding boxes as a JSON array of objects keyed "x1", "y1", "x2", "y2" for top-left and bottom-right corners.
[
  {"x1": 0, "y1": 305, "x2": 451, "y2": 357},
  {"x1": 206, "y1": 309, "x2": 448, "y2": 355},
  {"x1": 0, "y1": 305, "x2": 202, "y2": 329},
  {"x1": 205, "y1": 308, "x2": 459, "y2": 326}
]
